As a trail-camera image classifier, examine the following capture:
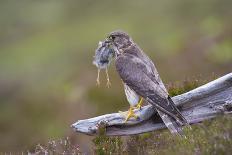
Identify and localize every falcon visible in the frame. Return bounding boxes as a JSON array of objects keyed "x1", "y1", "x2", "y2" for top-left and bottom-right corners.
[{"x1": 93, "y1": 30, "x2": 188, "y2": 135}]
